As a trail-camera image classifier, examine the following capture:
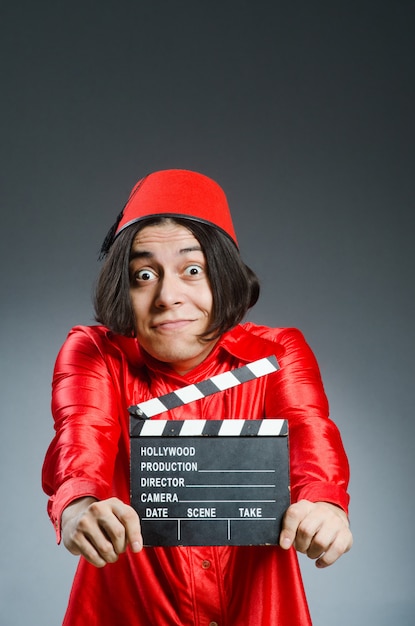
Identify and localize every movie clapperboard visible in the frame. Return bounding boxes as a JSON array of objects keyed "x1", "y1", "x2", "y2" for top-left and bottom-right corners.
[{"x1": 129, "y1": 356, "x2": 290, "y2": 547}]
